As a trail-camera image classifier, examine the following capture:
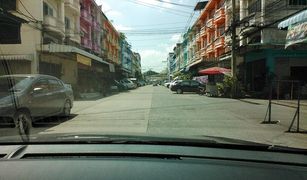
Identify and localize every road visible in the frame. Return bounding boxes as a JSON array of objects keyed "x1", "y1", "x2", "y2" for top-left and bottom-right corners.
[{"x1": 1, "y1": 85, "x2": 307, "y2": 149}]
